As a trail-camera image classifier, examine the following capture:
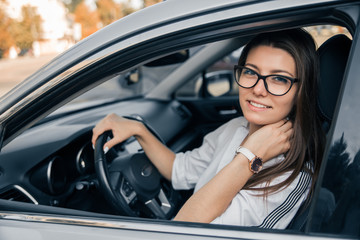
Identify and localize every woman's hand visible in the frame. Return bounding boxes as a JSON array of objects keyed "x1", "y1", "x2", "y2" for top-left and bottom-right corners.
[
  {"x1": 242, "y1": 119, "x2": 293, "y2": 162},
  {"x1": 92, "y1": 113, "x2": 176, "y2": 180},
  {"x1": 92, "y1": 113, "x2": 142, "y2": 152}
]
